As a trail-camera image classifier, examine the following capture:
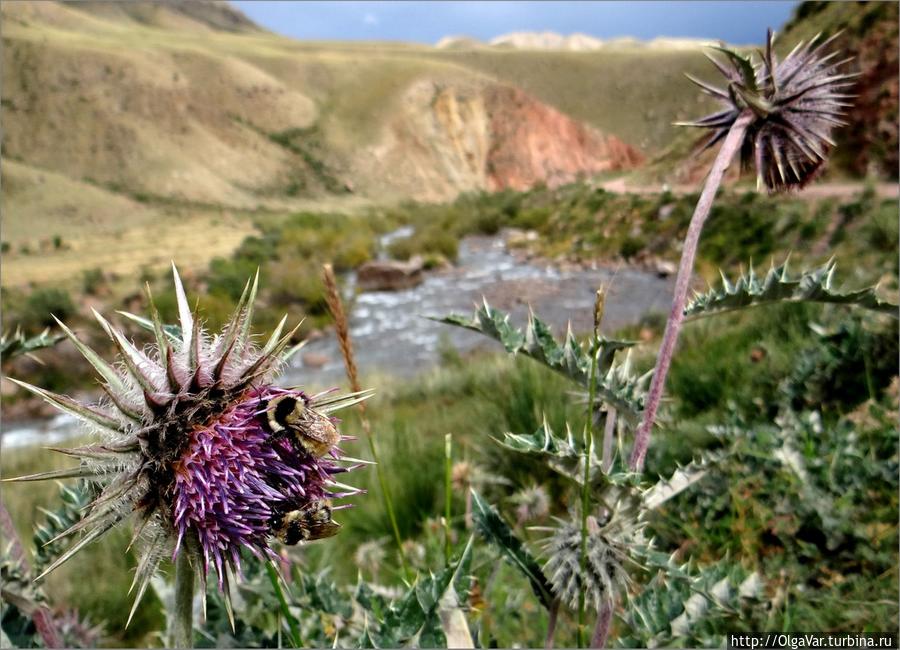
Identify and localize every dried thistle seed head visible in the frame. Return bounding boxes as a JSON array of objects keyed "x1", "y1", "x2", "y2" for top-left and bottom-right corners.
[
  {"x1": 7, "y1": 265, "x2": 370, "y2": 624},
  {"x1": 451, "y1": 461, "x2": 472, "y2": 490},
  {"x1": 511, "y1": 484, "x2": 550, "y2": 523},
  {"x1": 679, "y1": 29, "x2": 855, "y2": 192},
  {"x1": 540, "y1": 512, "x2": 632, "y2": 612},
  {"x1": 353, "y1": 538, "x2": 387, "y2": 575}
]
